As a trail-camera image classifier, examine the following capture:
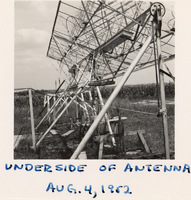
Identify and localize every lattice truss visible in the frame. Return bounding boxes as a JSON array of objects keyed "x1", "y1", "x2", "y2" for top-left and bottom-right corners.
[{"x1": 47, "y1": 0, "x2": 175, "y2": 89}]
